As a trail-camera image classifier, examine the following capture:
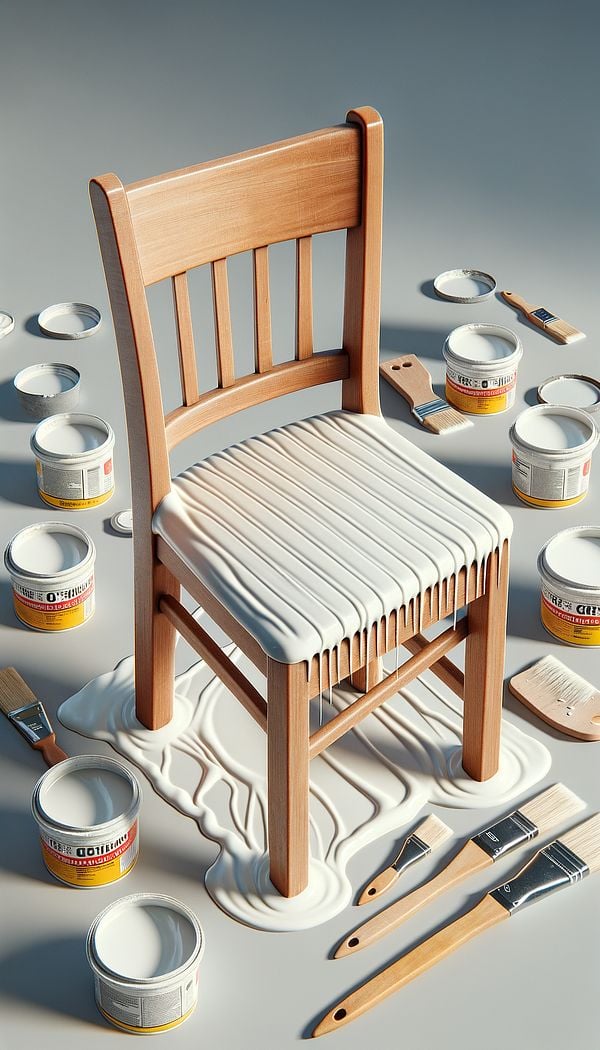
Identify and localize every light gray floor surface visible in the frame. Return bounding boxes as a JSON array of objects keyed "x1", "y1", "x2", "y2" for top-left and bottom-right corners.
[{"x1": 1, "y1": 2, "x2": 599, "y2": 1048}]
